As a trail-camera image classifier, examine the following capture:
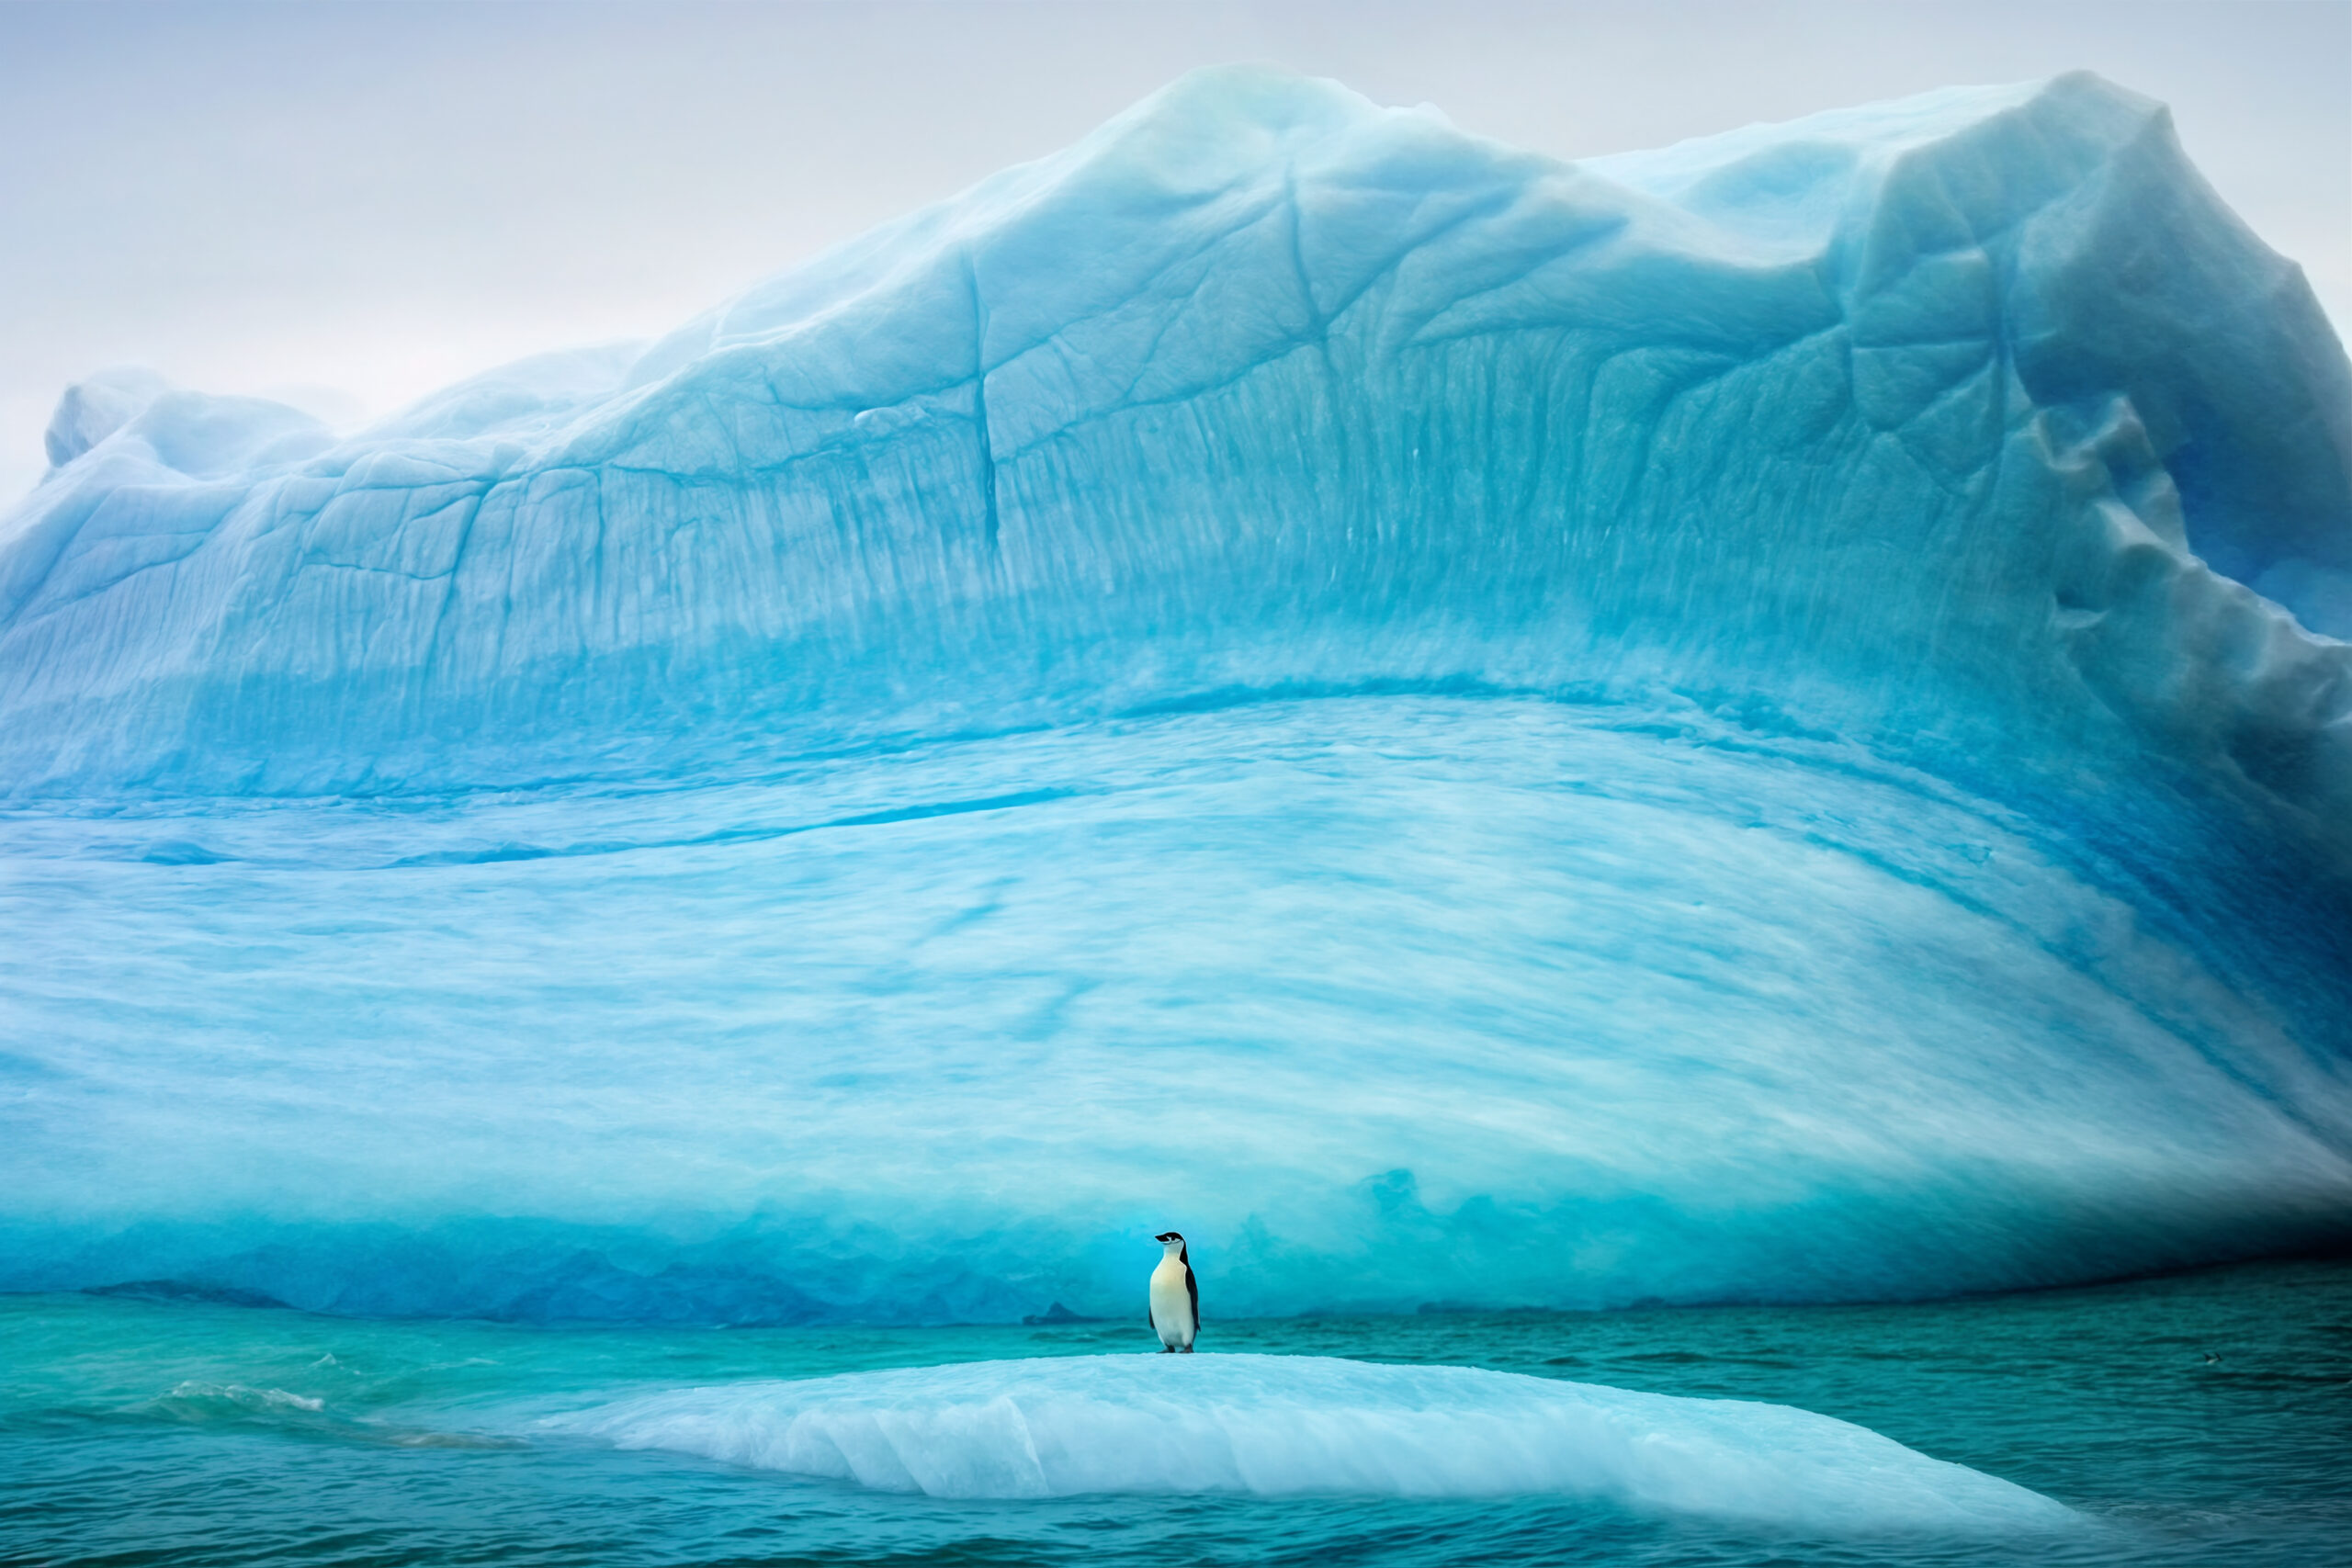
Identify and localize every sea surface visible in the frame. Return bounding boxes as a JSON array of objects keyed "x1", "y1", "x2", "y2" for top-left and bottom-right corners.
[{"x1": 3, "y1": 1258, "x2": 2346, "y2": 1567}]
